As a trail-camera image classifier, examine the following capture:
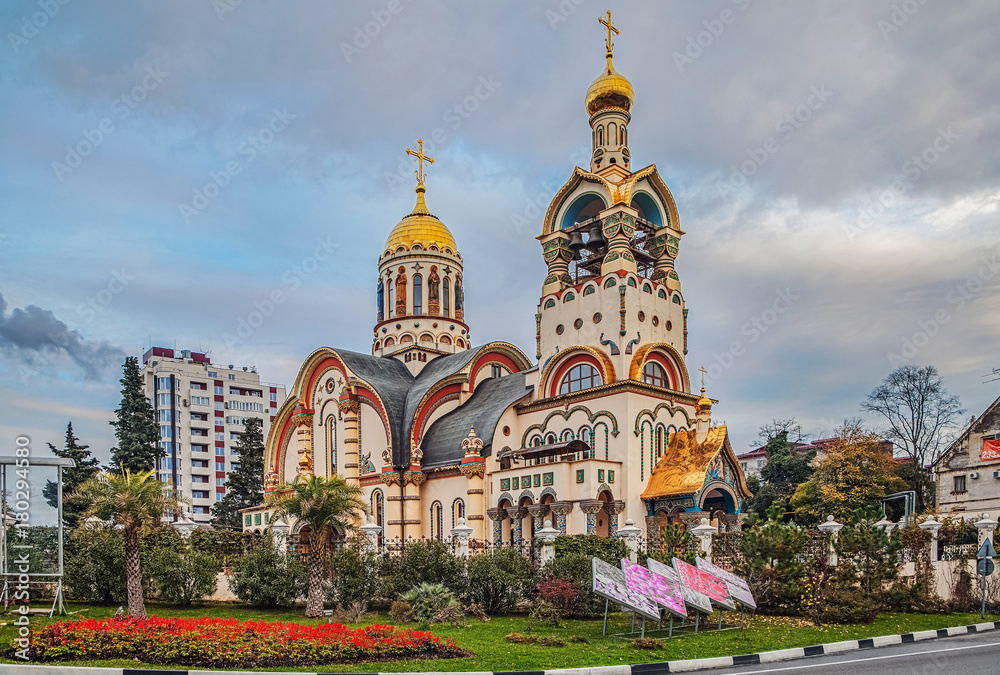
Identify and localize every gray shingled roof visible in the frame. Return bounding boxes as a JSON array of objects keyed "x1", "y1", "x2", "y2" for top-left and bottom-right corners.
[
  {"x1": 336, "y1": 347, "x2": 488, "y2": 468},
  {"x1": 420, "y1": 372, "x2": 531, "y2": 470},
  {"x1": 336, "y1": 349, "x2": 413, "y2": 466}
]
